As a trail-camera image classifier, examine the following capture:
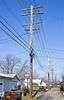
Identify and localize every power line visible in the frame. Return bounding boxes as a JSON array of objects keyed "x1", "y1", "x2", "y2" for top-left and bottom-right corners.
[
  {"x1": 35, "y1": 55, "x2": 48, "y2": 74},
  {"x1": 34, "y1": 51, "x2": 48, "y2": 73},
  {"x1": 0, "y1": 21, "x2": 30, "y2": 50},
  {"x1": 34, "y1": 57, "x2": 48, "y2": 74},
  {"x1": 18, "y1": 0, "x2": 24, "y2": 8},
  {"x1": 32, "y1": 1, "x2": 55, "y2": 67},
  {"x1": 19, "y1": 0, "x2": 48, "y2": 61},
  {"x1": 38, "y1": 56, "x2": 64, "y2": 60},
  {"x1": 0, "y1": 27, "x2": 30, "y2": 53},
  {"x1": 0, "y1": 15, "x2": 30, "y2": 47},
  {"x1": 44, "y1": 13, "x2": 64, "y2": 21},
  {"x1": 1, "y1": 0, "x2": 24, "y2": 26},
  {"x1": 32, "y1": 1, "x2": 49, "y2": 57},
  {"x1": 33, "y1": 0, "x2": 37, "y2": 6}
]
